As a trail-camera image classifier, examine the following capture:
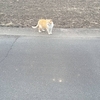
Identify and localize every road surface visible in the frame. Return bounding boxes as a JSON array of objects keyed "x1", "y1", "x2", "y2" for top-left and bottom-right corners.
[{"x1": 0, "y1": 27, "x2": 100, "y2": 100}]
